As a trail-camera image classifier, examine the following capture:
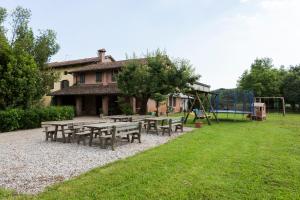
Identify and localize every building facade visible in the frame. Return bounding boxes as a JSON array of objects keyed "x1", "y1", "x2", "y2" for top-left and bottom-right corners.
[{"x1": 48, "y1": 49, "x2": 185, "y2": 116}]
